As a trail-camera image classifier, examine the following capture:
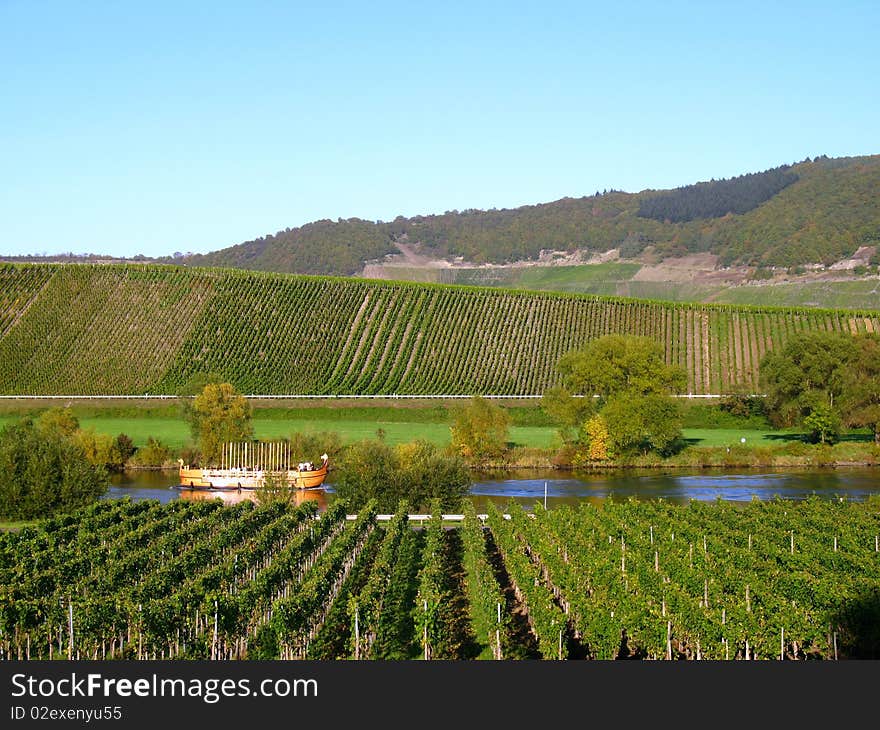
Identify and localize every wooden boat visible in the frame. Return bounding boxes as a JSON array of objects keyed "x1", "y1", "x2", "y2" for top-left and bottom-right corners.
[{"x1": 178, "y1": 452, "x2": 329, "y2": 491}]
